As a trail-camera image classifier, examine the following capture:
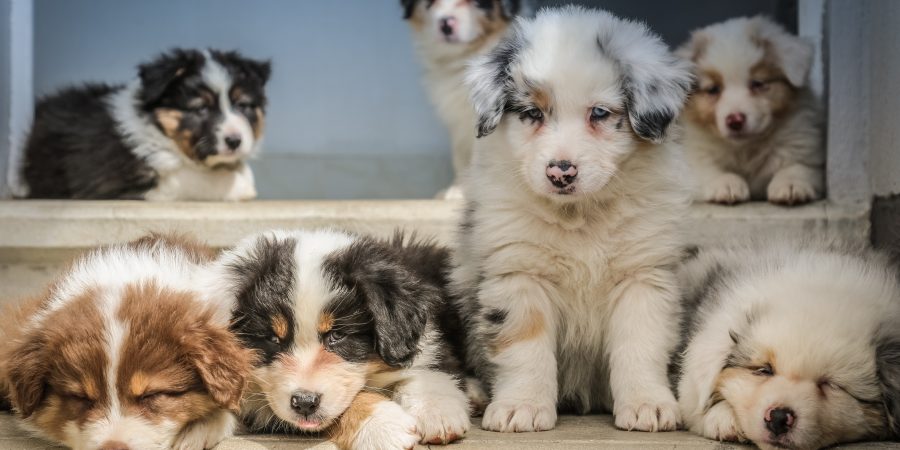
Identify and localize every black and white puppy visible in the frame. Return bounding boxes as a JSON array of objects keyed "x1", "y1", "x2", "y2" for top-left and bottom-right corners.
[
  {"x1": 209, "y1": 229, "x2": 470, "y2": 449},
  {"x1": 20, "y1": 48, "x2": 270, "y2": 201}
]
